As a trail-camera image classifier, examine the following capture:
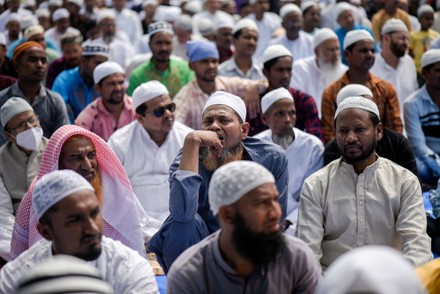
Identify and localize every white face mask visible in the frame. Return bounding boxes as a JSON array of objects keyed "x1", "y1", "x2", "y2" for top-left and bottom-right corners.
[{"x1": 16, "y1": 127, "x2": 43, "y2": 151}]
